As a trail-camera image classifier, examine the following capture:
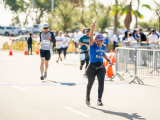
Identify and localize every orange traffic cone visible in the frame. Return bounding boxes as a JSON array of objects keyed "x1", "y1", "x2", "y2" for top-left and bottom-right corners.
[
  {"x1": 110, "y1": 49, "x2": 113, "y2": 53},
  {"x1": 109, "y1": 55, "x2": 114, "y2": 64},
  {"x1": 9, "y1": 45, "x2": 13, "y2": 56},
  {"x1": 105, "y1": 61, "x2": 108, "y2": 67},
  {"x1": 24, "y1": 45, "x2": 28, "y2": 55},
  {"x1": 106, "y1": 65, "x2": 113, "y2": 78},
  {"x1": 36, "y1": 45, "x2": 39, "y2": 55},
  {"x1": 113, "y1": 54, "x2": 116, "y2": 64},
  {"x1": 114, "y1": 50, "x2": 116, "y2": 53}
]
